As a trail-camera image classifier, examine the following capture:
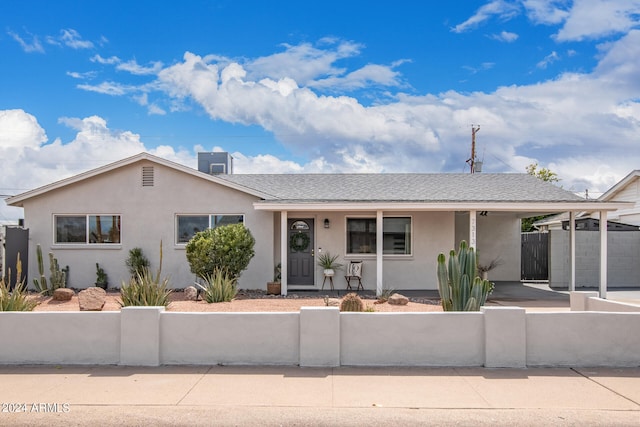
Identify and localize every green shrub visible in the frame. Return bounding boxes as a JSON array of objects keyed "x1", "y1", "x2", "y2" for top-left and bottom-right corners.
[
  {"x1": 202, "y1": 268, "x2": 237, "y2": 303},
  {"x1": 185, "y1": 223, "x2": 255, "y2": 280},
  {"x1": 125, "y1": 247, "x2": 150, "y2": 278},
  {"x1": 1, "y1": 254, "x2": 37, "y2": 312}
]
